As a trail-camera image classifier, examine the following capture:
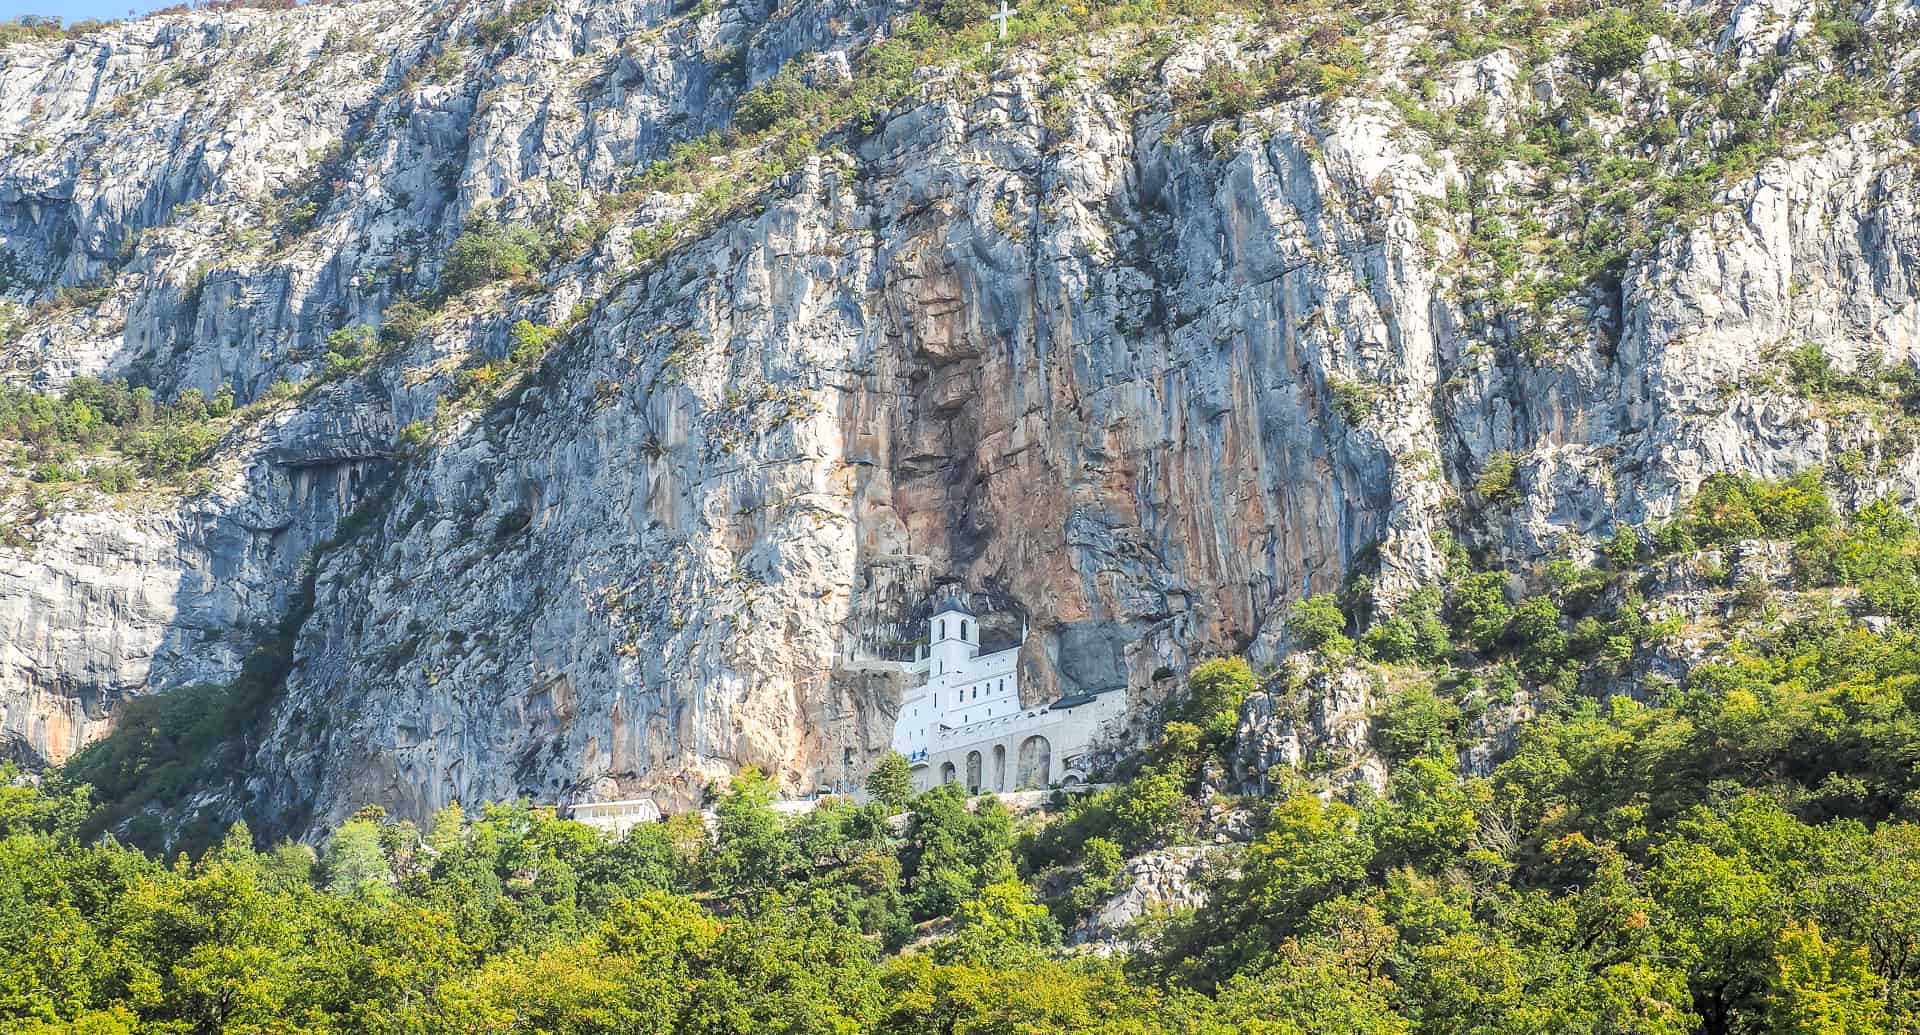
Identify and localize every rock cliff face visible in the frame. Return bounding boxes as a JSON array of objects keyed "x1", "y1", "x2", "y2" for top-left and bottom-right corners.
[{"x1": 0, "y1": 0, "x2": 1915, "y2": 838}]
